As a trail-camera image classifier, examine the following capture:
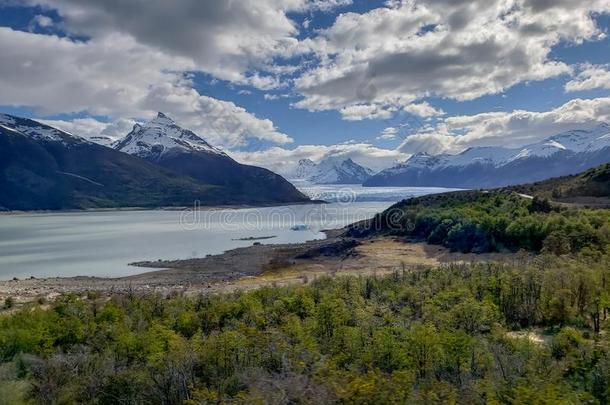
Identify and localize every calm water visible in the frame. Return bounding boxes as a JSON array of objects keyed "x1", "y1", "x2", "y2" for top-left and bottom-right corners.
[{"x1": 0, "y1": 186, "x2": 458, "y2": 279}]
